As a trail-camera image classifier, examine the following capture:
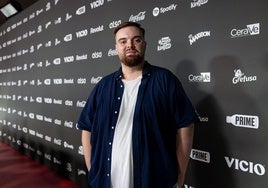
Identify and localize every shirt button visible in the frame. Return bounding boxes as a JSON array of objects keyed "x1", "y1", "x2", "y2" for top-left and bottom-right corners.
[
  {"x1": 114, "y1": 111, "x2": 118, "y2": 114},
  {"x1": 108, "y1": 158, "x2": 110, "y2": 161},
  {"x1": 117, "y1": 97, "x2": 120, "y2": 100},
  {"x1": 120, "y1": 85, "x2": 123, "y2": 88},
  {"x1": 111, "y1": 126, "x2": 114, "y2": 129},
  {"x1": 109, "y1": 142, "x2": 112, "y2": 145},
  {"x1": 107, "y1": 173, "x2": 110, "y2": 177}
]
